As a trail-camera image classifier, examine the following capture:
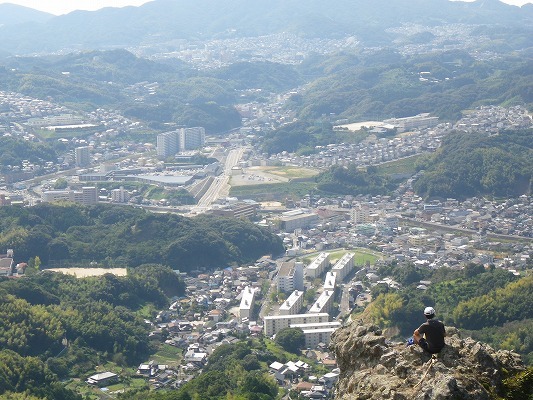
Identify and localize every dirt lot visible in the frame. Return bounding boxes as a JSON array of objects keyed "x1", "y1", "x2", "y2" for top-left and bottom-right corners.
[
  {"x1": 47, "y1": 268, "x2": 127, "y2": 278},
  {"x1": 230, "y1": 166, "x2": 318, "y2": 187}
]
